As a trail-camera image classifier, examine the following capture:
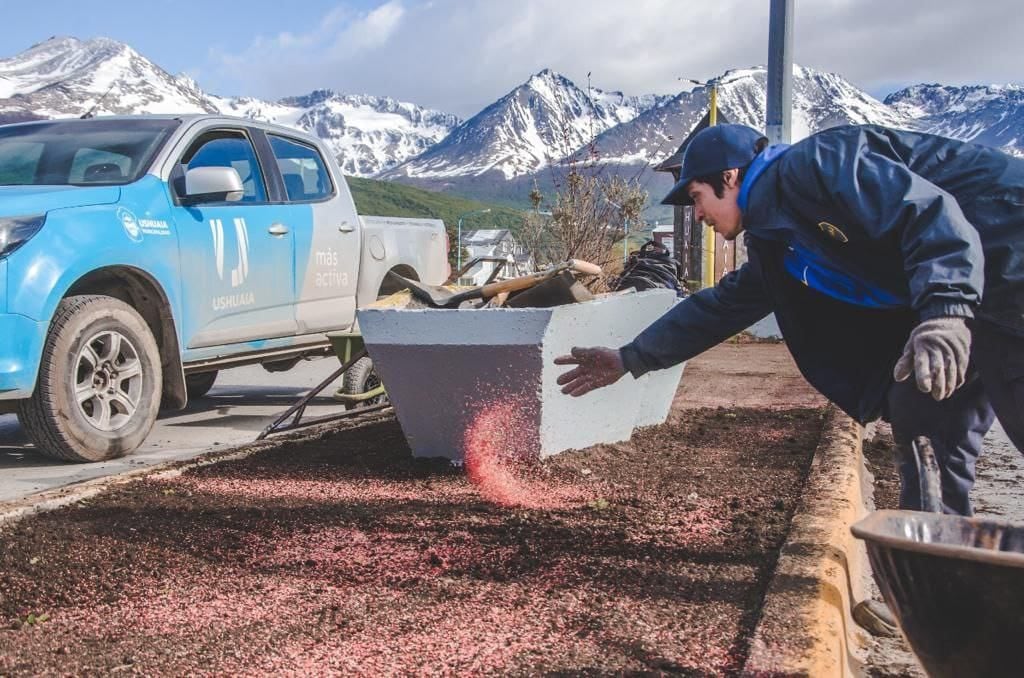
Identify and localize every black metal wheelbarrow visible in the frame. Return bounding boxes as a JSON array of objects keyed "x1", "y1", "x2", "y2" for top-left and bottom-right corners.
[
  {"x1": 852, "y1": 438, "x2": 1024, "y2": 678},
  {"x1": 256, "y1": 332, "x2": 390, "y2": 440}
]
